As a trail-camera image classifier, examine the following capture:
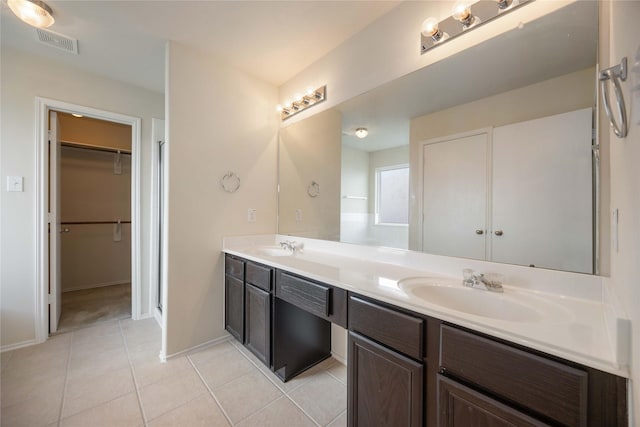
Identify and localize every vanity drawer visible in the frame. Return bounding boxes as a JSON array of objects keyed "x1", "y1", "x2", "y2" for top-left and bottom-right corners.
[
  {"x1": 246, "y1": 261, "x2": 272, "y2": 292},
  {"x1": 276, "y1": 271, "x2": 331, "y2": 318},
  {"x1": 440, "y1": 325, "x2": 588, "y2": 427},
  {"x1": 225, "y1": 255, "x2": 244, "y2": 280},
  {"x1": 348, "y1": 296, "x2": 424, "y2": 360}
]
